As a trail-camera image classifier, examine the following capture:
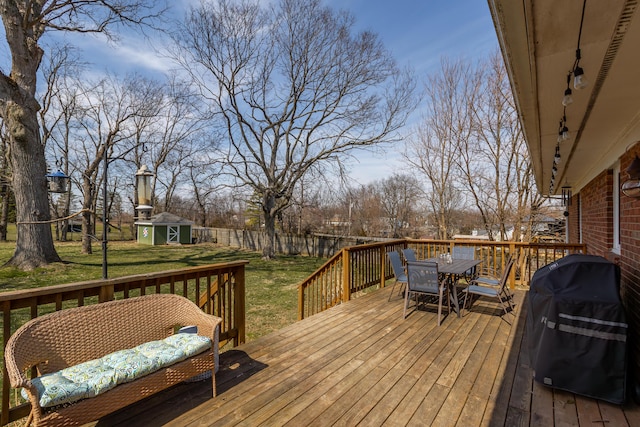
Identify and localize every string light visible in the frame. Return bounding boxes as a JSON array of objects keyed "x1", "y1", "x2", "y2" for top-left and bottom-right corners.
[
  {"x1": 573, "y1": 60, "x2": 588, "y2": 90},
  {"x1": 562, "y1": 73, "x2": 574, "y2": 106},
  {"x1": 552, "y1": 0, "x2": 587, "y2": 192},
  {"x1": 572, "y1": 1, "x2": 588, "y2": 90},
  {"x1": 557, "y1": 110, "x2": 570, "y2": 143}
]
